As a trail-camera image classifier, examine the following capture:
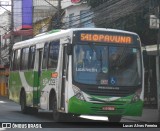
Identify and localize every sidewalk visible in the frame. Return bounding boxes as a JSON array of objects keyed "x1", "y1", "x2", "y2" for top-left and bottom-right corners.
[
  {"x1": 0, "y1": 95, "x2": 8, "y2": 100},
  {"x1": 123, "y1": 109, "x2": 159, "y2": 122}
]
